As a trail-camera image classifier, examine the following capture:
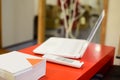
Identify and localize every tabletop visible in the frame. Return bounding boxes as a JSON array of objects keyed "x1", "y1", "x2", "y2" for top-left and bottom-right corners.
[{"x1": 19, "y1": 43, "x2": 115, "y2": 80}]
